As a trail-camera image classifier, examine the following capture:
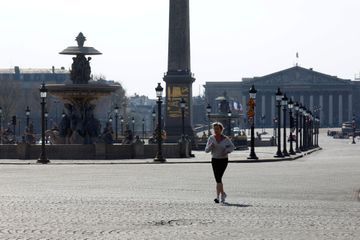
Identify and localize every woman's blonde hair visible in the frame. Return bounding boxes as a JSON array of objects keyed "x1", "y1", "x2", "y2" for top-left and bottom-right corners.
[{"x1": 212, "y1": 122, "x2": 224, "y2": 131}]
